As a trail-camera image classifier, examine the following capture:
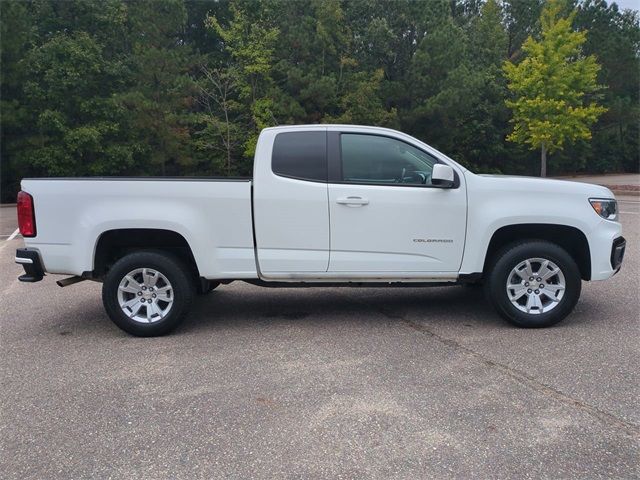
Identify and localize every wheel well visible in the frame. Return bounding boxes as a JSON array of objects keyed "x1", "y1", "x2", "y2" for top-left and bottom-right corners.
[
  {"x1": 483, "y1": 224, "x2": 591, "y2": 280},
  {"x1": 93, "y1": 229, "x2": 199, "y2": 280}
]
